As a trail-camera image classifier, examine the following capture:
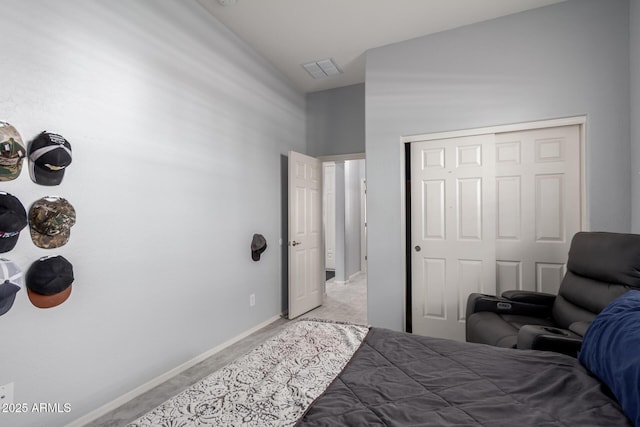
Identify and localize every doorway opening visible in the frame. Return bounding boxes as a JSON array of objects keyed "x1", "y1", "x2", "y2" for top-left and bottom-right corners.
[
  {"x1": 323, "y1": 159, "x2": 366, "y2": 283},
  {"x1": 320, "y1": 155, "x2": 367, "y2": 324},
  {"x1": 286, "y1": 151, "x2": 366, "y2": 322}
]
